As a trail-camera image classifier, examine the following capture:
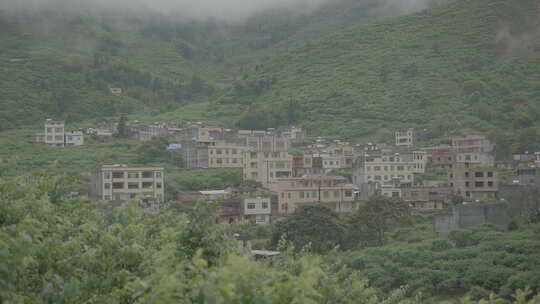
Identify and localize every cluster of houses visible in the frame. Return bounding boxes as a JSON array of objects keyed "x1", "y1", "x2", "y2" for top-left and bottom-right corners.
[
  {"x1": 31, "y1": 117, "x2": 540, "y2": 235},
  {"x1": 84, "y1": 119, "x2": 540, "y2": 226}
]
